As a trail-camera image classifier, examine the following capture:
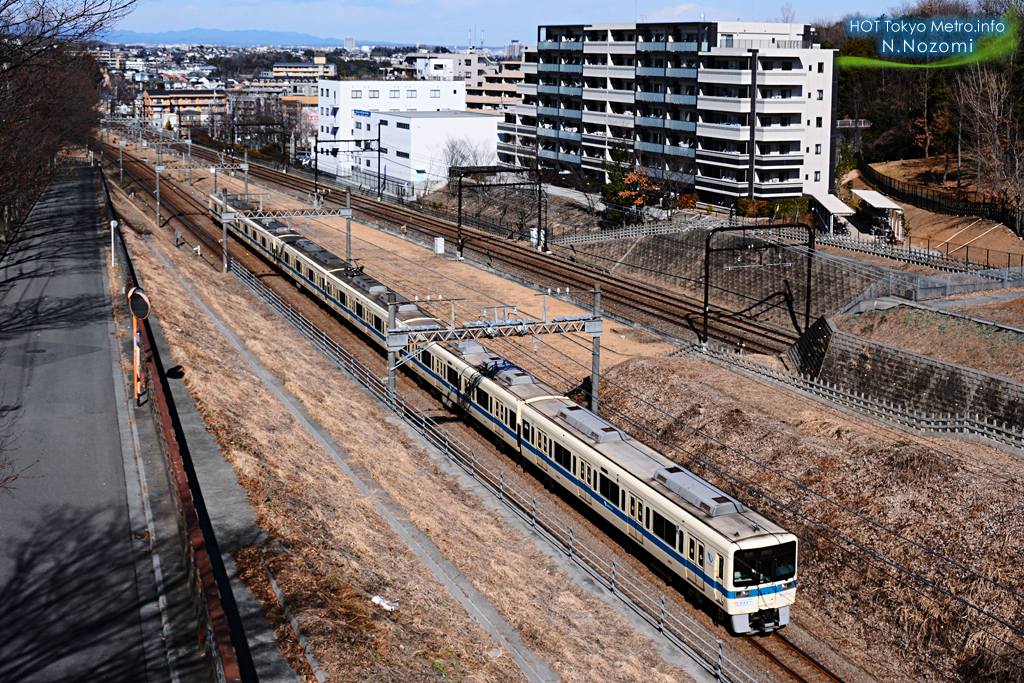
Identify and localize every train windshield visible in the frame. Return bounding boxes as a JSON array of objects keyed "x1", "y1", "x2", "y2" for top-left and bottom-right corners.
[{"x1": 733, "y1": 542, "x2": 796, "y2": 587}]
